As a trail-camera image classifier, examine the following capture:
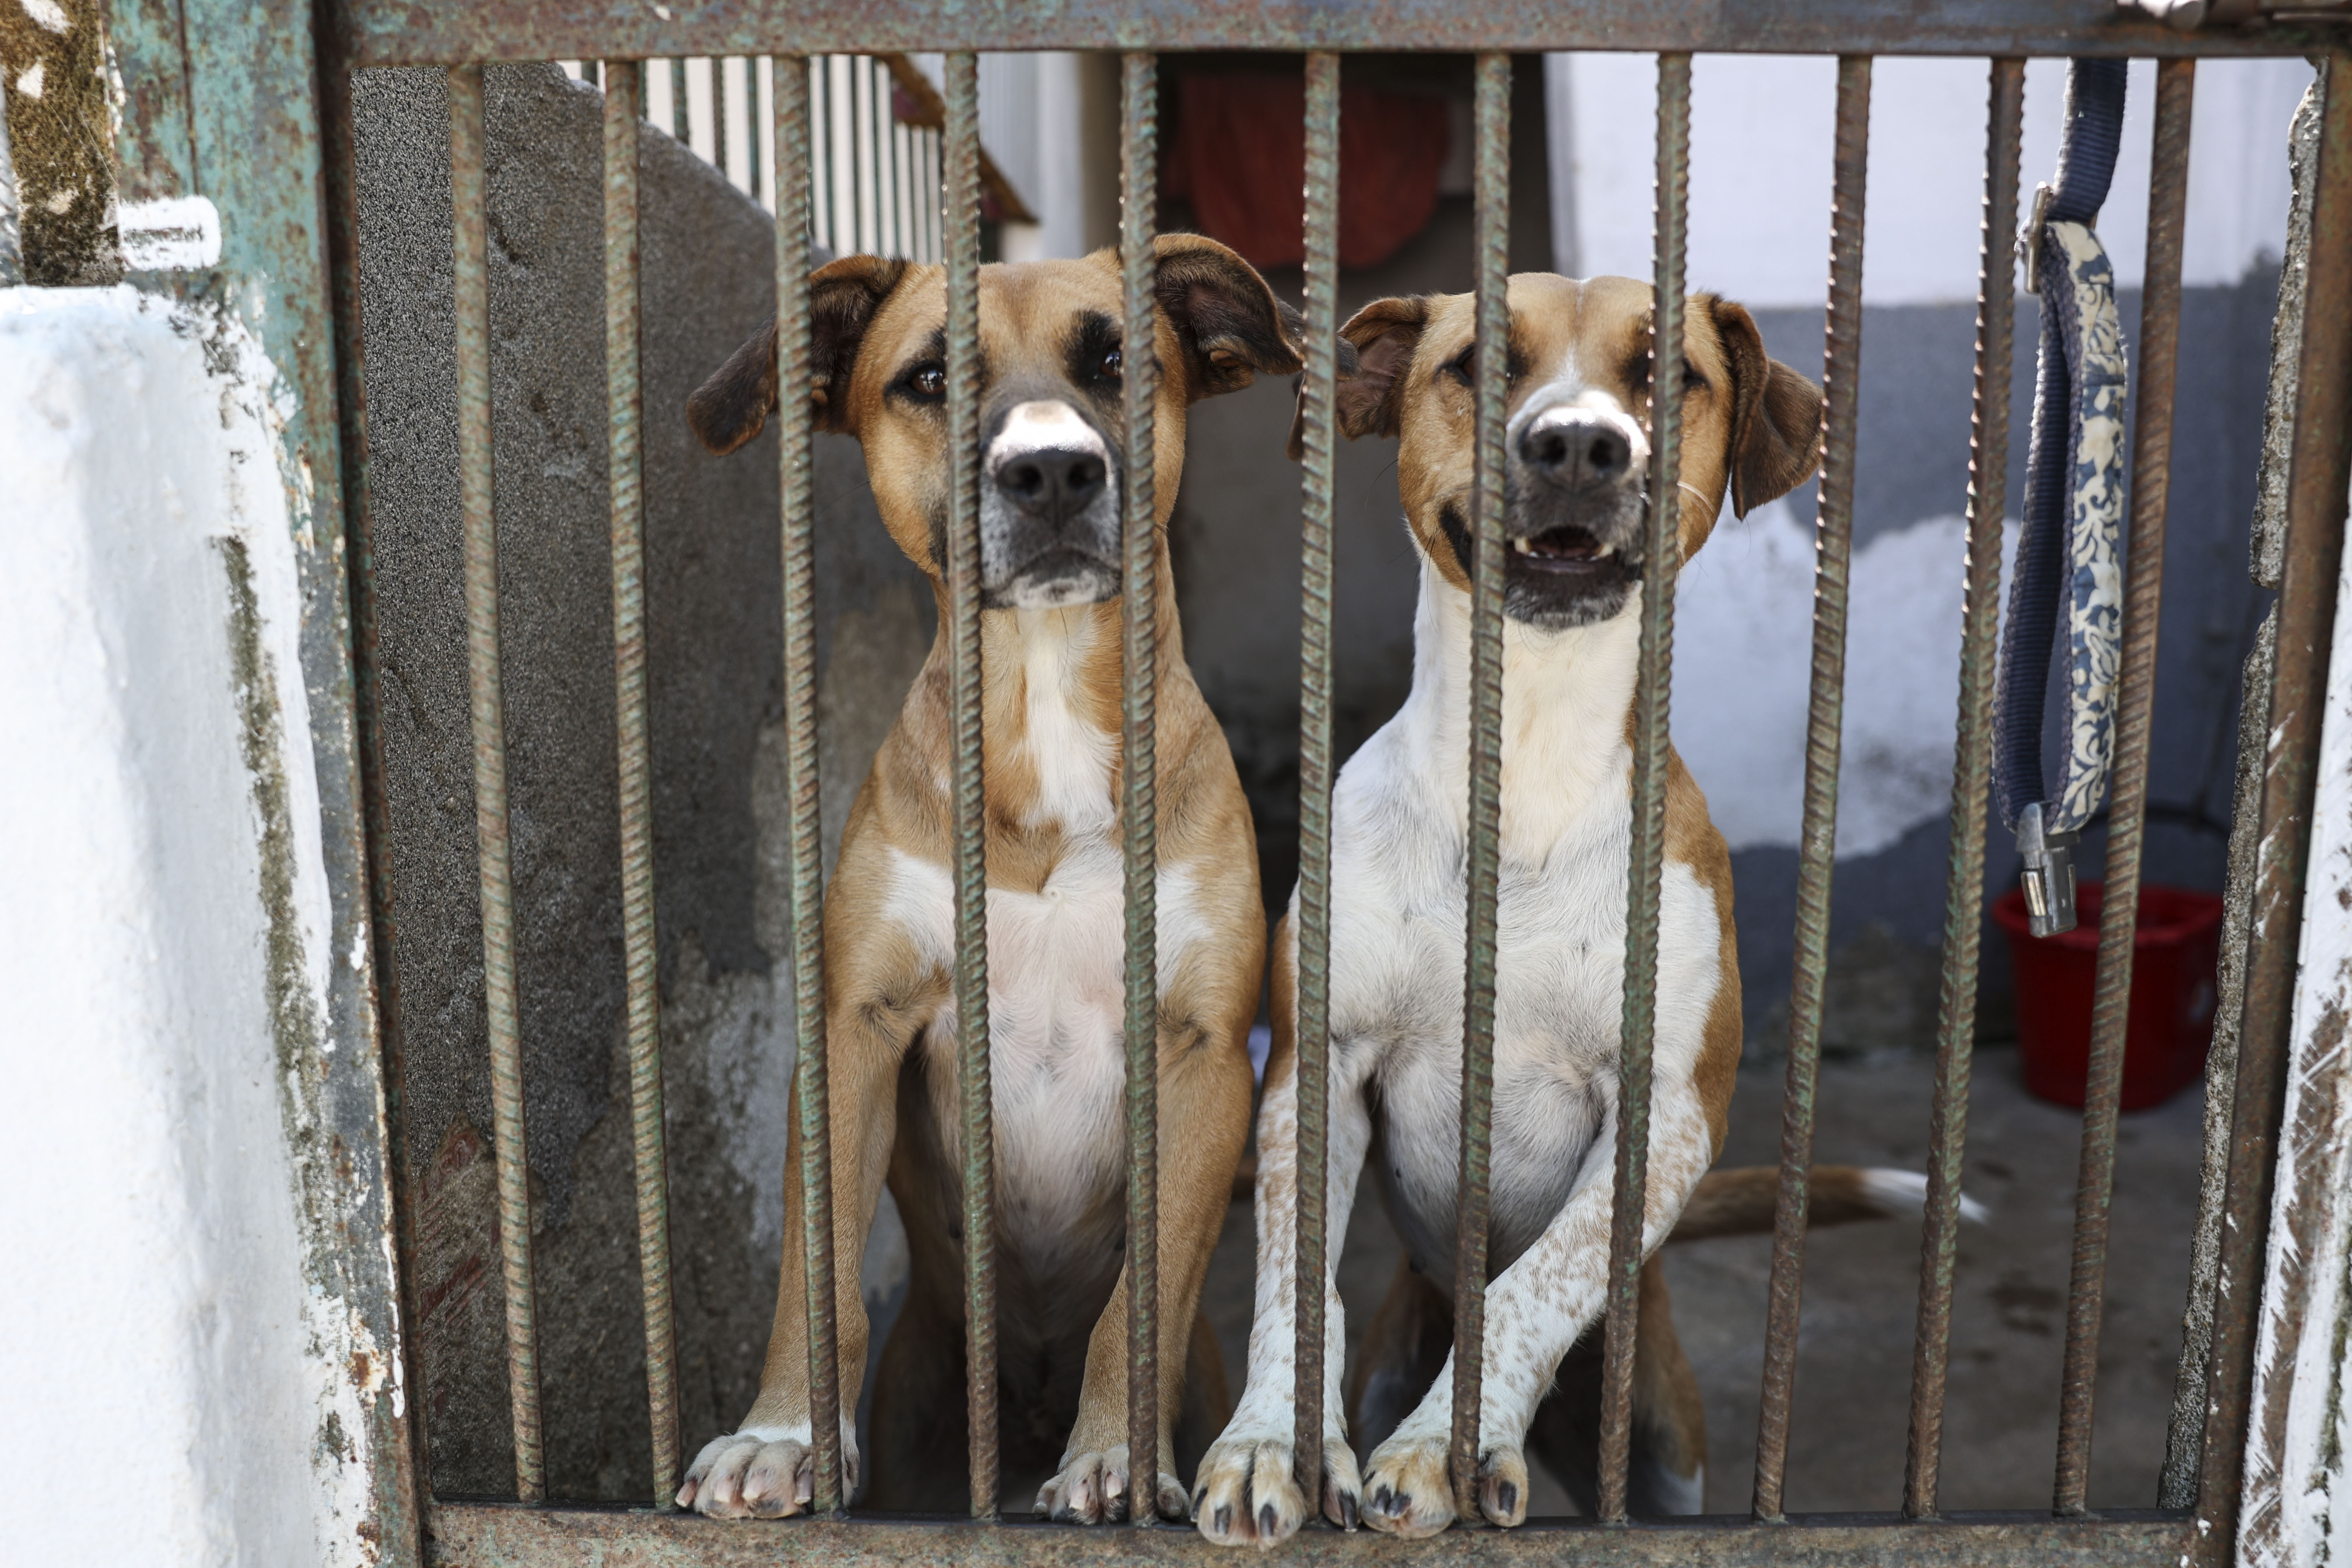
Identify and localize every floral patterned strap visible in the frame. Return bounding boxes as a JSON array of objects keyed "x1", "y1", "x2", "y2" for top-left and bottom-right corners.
[
  {"x1": 1993, "y1": 61, "x2": 2131, "y2": 844},
  {"x1": 2043, "y1": 219, "x2": 2127, "y2": 836}
]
